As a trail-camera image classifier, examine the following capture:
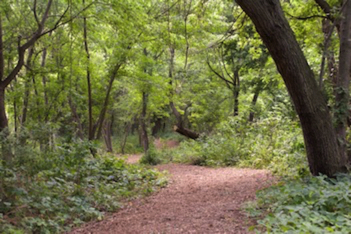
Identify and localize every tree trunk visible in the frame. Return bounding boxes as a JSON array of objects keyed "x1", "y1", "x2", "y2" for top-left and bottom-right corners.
[
  {"x1": 94, "y1": 64, "x2": 121, "y2": 140},
  {"x1": 68, "y1": 97, "x2": 84, "y2": 139},
  {"x1": 334, "y1": 0, "x2": 351, "y2": 161},
  {"x1": 0, "y1": 87, "x2": 8, "y2": 132},
  {"x1": 0, "y1": 0, "x2": 53, "y2": 137},
  {"x1": 235, "y1": 0, "x2": 347, "y2": 177},
  {"x1": 173, "y1": 125, "x2": 199, "y2": 140},
  {"x1": 103, "y1": 120, "x2": 113, "y2": 153},
  {"x1": 20, "y1": 46, "x2": 34, "y2": 127},
  {"x1": 41, "y1": 48, "x2": 49, "y2": 108},
  {"x1": 168, "y1": 47, "x2": 199, "y2": 139},
  {"x1": 121, "y1": 122, "x2": 132, "y2": 154},
  {"x1": 249, "y1": 88, "x2": 260, "y2": 122},
  {"x1": 140, "y1": 92, "x2": 149, "y2": 152},
  {"x1": 233, "y1": 69, "x2": 240, "y2": 116},
  {"x1": 83, "y1": 0, "x2": 94, "y2": 141},
  {"x1": 152, "y1": 117, "x2": 163, "y2": 137},
  {"x1": 0, "y1": 88, "x2": 12, "y2": 162}
]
